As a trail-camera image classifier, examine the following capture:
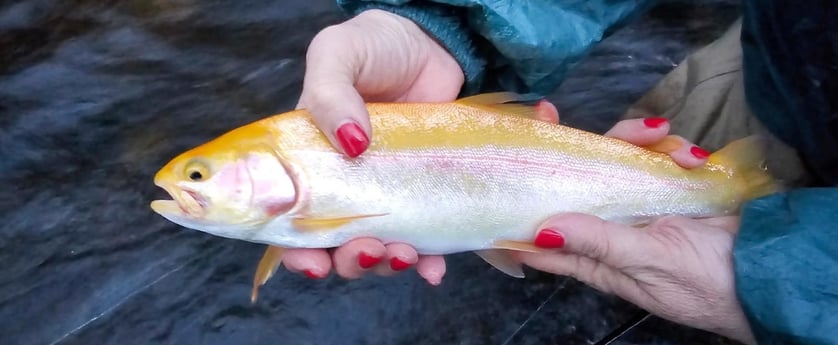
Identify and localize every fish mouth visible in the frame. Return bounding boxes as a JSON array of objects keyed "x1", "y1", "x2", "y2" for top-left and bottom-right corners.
[{"x1": 150, "y1": 182, "x2": 207, "y2": 218}]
